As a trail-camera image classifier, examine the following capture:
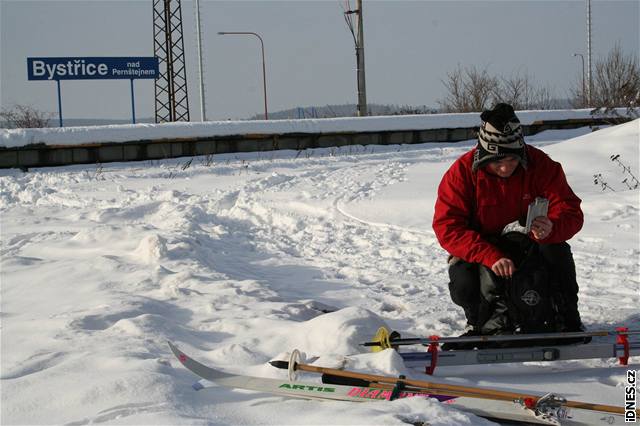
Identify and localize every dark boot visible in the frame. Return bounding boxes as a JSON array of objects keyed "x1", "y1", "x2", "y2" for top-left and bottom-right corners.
[
  {"x1": 559, "y1": 308, "x2": 591, "y2": 344},
  {"x1": 441, "y1": 323, "x2": 480, "y2": 351}
]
